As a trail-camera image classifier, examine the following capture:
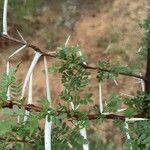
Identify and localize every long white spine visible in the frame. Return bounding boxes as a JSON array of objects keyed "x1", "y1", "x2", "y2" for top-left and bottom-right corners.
[
  {"x1": 3, "y1": 0, "x2": 8, "y2": 35},
  {"x1": 24, "y1": 73, "x2": 33, "y2": 122},
  {"x1": 80, "y1": 128, "x2": 88, "y2": 150},
  {"x1": 124, "y1": 121, "x2": 132, "y2": 150},
  {"x1": 16, "y1": 29, "x2": 26, "y2": 43},
  {"x1": 6, "y1": 61, "x2": 10, "y2": 100},
  {"x1": 44, "y1": 56, "x2": 52, "y2": 150},
  {"x1": 65, "y1": 35, "x2": 71, "y2": 46},
  {"x1": 22, "y1": 52, "x2": 42, "y2": 98},
  {"x1": 99, "y1": 82, "x2": 103, "y2": 114},
  {"x1": 9, "y1": 45, "x2": 26, "y2": 58}
]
